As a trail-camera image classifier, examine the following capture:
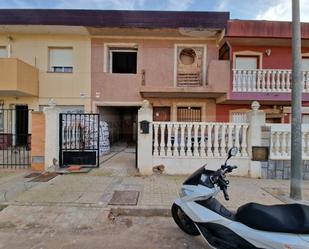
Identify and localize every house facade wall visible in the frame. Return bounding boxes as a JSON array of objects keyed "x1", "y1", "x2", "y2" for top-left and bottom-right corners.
[
  {"x1": 91, "y1": 38, "x2": 219, "y2": 99},
  {"x1": 231, "y1": 46, "x2": 309, "y2": 69},
  {"x1": 0, "y1": 34, "x2": 91, "y2": 111},
  {"x1": 91, "y1": 37, "x2": 226, "y2": 121}
]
